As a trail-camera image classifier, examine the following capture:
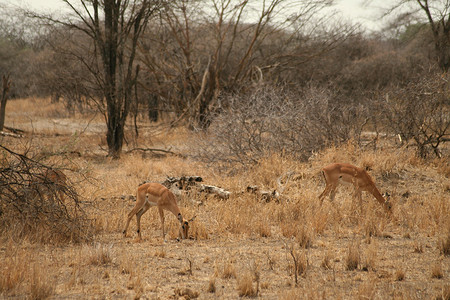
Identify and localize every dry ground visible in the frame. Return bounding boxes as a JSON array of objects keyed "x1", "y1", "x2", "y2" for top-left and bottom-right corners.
[{"x1": 1, "y1": 98, "x2": 449, "y2": 299}]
